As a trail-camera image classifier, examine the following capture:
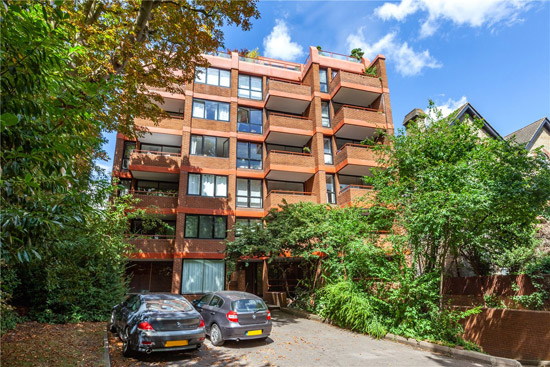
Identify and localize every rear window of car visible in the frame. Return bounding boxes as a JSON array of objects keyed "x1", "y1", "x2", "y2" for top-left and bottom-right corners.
[
  {"x1": 231, "y1": 299, "x2": 267, "y2": 312},
  {"x1": 145, "y1": 299, "x2": 193, "y2": 312}
]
